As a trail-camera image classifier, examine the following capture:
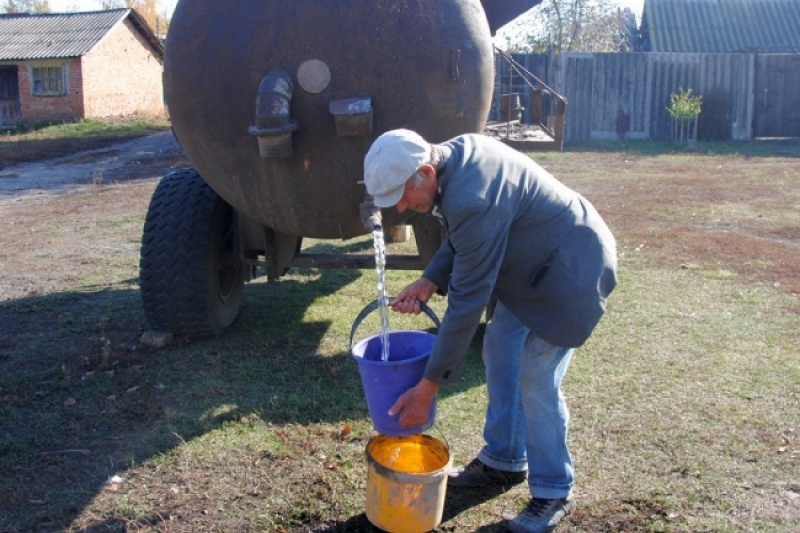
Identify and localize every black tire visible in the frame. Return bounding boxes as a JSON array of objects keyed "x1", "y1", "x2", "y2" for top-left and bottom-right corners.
[{"x1": 140, "y1": 168, "x2": 245, "y2": 337}]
